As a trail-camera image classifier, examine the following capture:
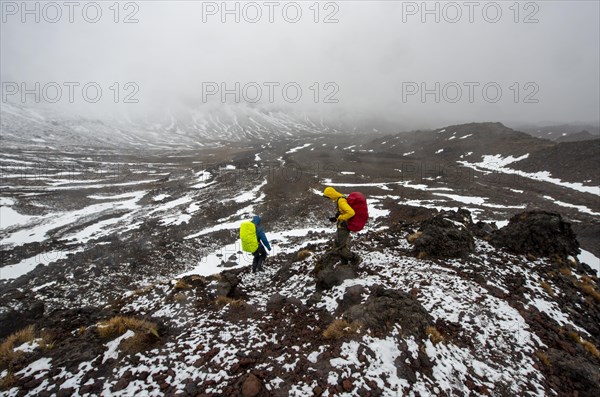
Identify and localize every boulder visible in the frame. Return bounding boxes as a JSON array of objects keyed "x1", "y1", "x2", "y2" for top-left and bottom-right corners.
[
  {"x1": 491, "y1": 211, "x2": 579, "y2": 258},
  {"x1": 343, "y1": 286, "x2": 432, "y2": 337},
  {"x1": 242, "y1": 373, "x2": 262, "y2": 397},
  {"x1": 315, "y1": 265, "x2": 357, "y2": 292},
  {"x1": 412, "y1": 210, "x2": 475, "y2": 258}
]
